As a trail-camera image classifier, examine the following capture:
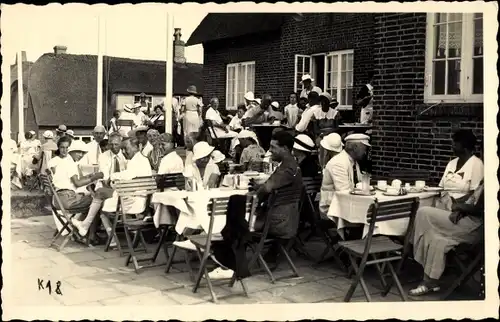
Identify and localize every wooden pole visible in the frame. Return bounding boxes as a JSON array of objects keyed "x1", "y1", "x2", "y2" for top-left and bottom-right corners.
[
  {"x1": 96, "y1": 14, "x2": 104, "y2": 126},
  {"x1": 17, "y1": 51, "x2": 24, "y2": 141},
  {"x1": 165, "y1": 12, "x2": 174, "y2": 134}
]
